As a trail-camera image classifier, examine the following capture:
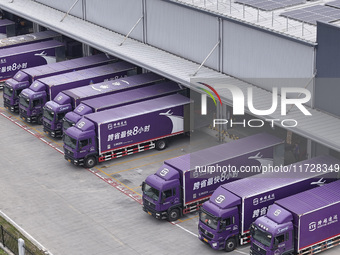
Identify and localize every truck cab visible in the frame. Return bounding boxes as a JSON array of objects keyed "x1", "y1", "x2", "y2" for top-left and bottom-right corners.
[
  {"x1": 198, "y1": 186, "x2": 241, "y2": 251},
  {"x1": 43, "y1": 92, "x2": 72, "y2": 137},
  {"x1": 63, "y1": 103, "x2": 93, "y2": 133},
  {"x1": 63, "y1": 118, "x2": 97, "y2": 168},
  {"x1": 142, "y1": 166, "x2": 181, "y2": 221},
  {"x1": 3, "y1": 71, "x2": 30, "y2": 112},
  {"x1": 19, "y1": 80, "x2": 47, "y2": 123},
  {"x1": 250, "y1": 204, "x2": 294, "y2": 255}
]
